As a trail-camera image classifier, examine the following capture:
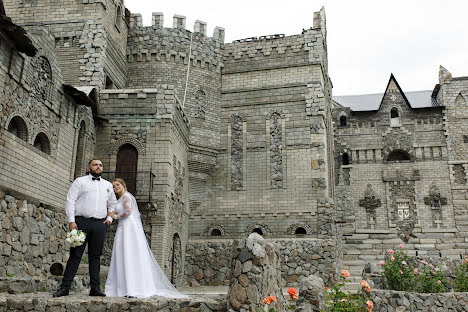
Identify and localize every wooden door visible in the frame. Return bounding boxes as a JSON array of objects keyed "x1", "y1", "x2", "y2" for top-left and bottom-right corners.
[{"x1": 116, "y1": 144, "x2": 138, "y2": 195}]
